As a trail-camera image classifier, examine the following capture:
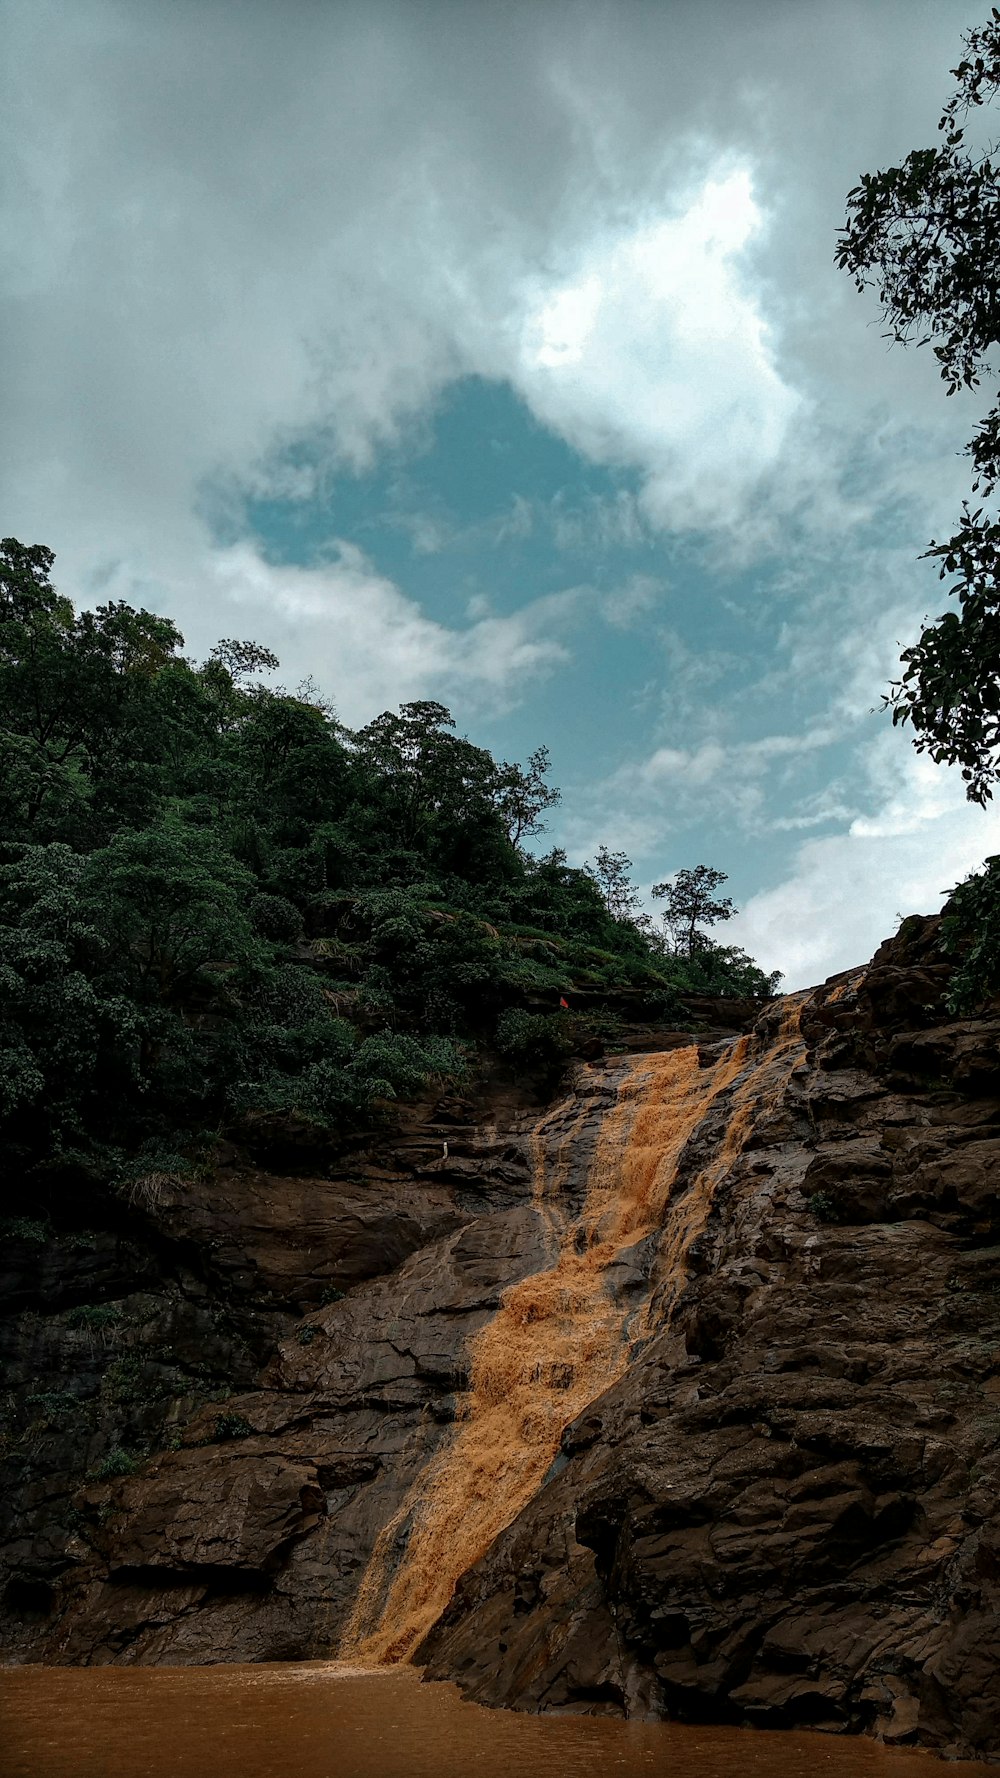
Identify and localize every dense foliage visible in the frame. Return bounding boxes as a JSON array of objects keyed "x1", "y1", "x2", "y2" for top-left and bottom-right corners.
[
  {"x1": 837, "y1": 12, "x2": 1000, "y2": 806},
  {"x1": 0, "y1": 537, "x2": 779, "y2": 1197},
  {"x1": 941, "y1": 854, "x2": 1000, "y2": 1011},
  {"x1": 838, "y1": 14, "x2": 1000, "y2": 1008}
]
